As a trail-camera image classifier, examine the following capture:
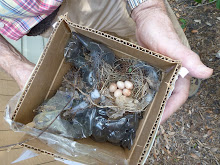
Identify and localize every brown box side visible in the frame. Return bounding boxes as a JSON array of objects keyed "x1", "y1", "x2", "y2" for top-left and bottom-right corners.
[
  {"x1": 129, "y1": 65, "x2": 180, "y2": 165},
  {"x1": 13, "y1": 21, "x2": 71, "y2": 124}
]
